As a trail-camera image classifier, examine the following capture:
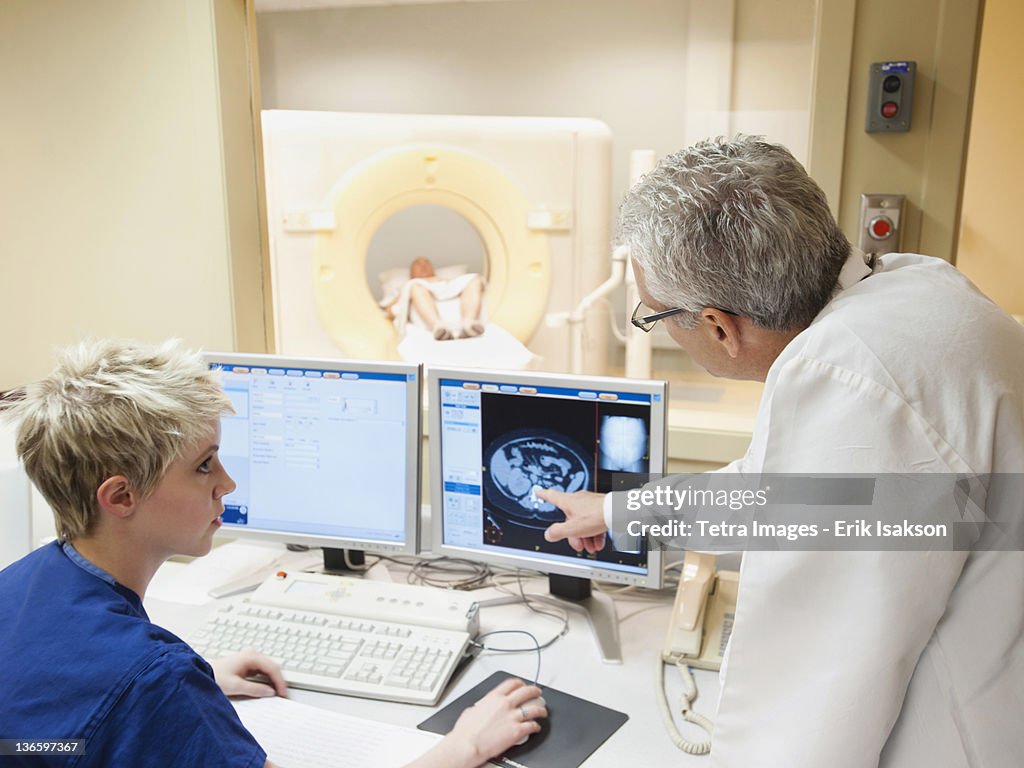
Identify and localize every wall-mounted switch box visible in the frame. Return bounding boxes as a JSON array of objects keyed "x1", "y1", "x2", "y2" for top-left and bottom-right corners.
[
  {"x1": 858, "y1": 194, "x2": 904, "y2": 255},
  {"x1": 866, "y1": 61, "x2": 915, "y2": 133}
]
